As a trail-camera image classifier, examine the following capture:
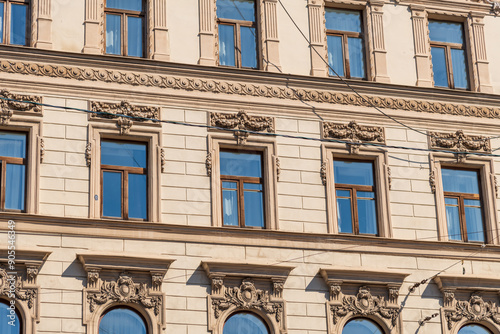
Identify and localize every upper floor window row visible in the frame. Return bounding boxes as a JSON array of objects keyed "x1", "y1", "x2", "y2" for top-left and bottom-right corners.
[
  {"x1": 105, "y1": 0, "x2": 145, "y2": 57},
  {"x1": 0, "y1": 0, "x2": 29, "y2": 46}
]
